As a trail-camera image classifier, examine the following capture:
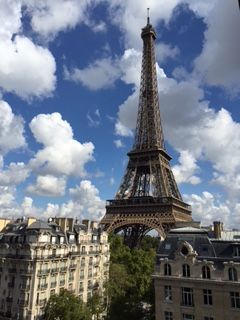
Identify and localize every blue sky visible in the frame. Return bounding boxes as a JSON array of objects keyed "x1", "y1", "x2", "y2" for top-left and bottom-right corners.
[{"x1": 0, "y1": 0, "x2": 240, "y2": 227}]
